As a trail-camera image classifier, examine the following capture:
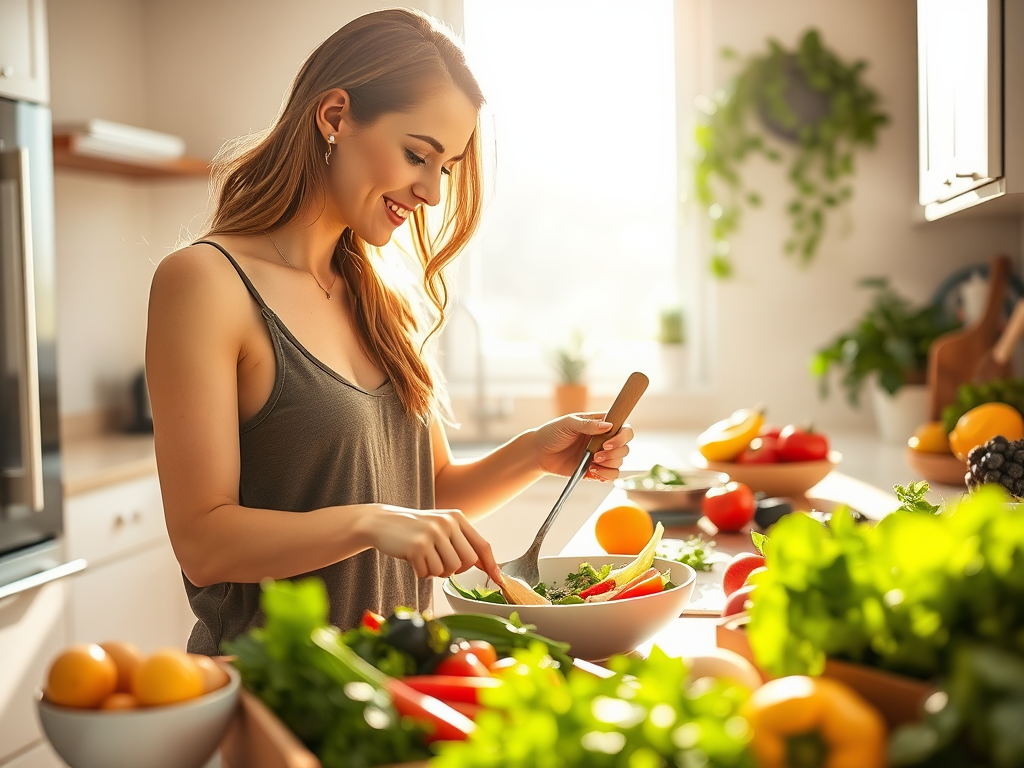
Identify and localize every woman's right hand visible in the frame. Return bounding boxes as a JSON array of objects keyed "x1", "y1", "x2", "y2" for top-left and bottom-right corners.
[{"x1": 366, "y1": 505, "x2": 502, "y2": 584}]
